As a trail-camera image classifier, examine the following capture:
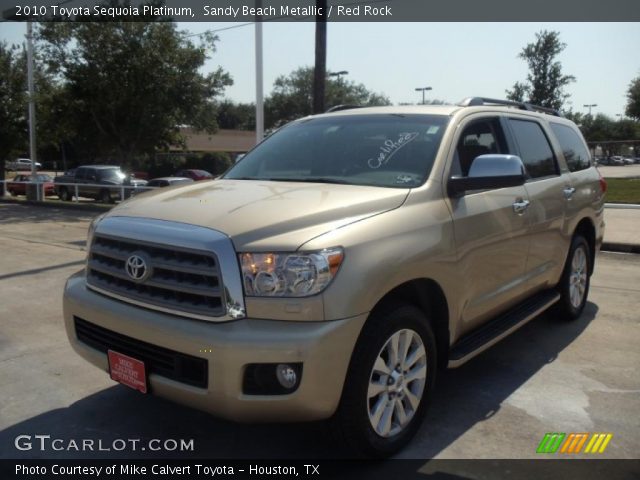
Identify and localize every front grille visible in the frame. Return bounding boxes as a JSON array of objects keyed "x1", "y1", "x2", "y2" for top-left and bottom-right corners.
[
  {"x1": 87, "y1": 234, "x2": 225, "y2": 319},
  {"x1": 75, "y1": 317, "x2": 208, "y2": 388}
]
